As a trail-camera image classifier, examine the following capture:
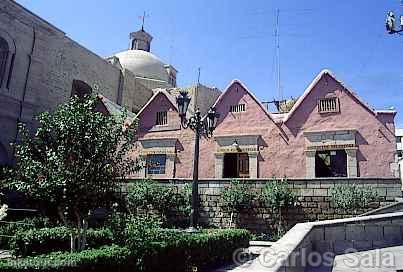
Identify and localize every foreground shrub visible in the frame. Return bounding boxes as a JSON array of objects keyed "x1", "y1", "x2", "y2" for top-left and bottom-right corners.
[
  {"x1": 12, "y1": 226, "x2": 113, "y2": 256},
  {"x1": 0, "y1": 228, "x2": 251, "y2": 272},
  {"x1": 0, "y1": 244, "x2": 135, "y2": 272},
  {"x1": 330, "y1": 183, "x2": 377, "y2": 210},
  {"x1": 0, "y1": 217, "x2": 53, "y2": 249},
  {"x1": 140, "y1": 228, "x2": 251, "y2": 272}
]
